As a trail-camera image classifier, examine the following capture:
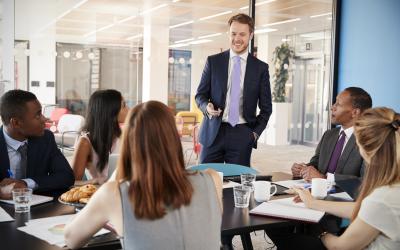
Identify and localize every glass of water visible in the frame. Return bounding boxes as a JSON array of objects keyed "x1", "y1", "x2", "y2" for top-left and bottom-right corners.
[
  {"x1": 241, "y1": 173, "x2": 256, "y2": 192},
  {"x1": 12, "y1": 188, "x2": 32, "y2": 213},
  {"x1": 233, "y1": 185, "x2": 251, "y2": 208}
]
